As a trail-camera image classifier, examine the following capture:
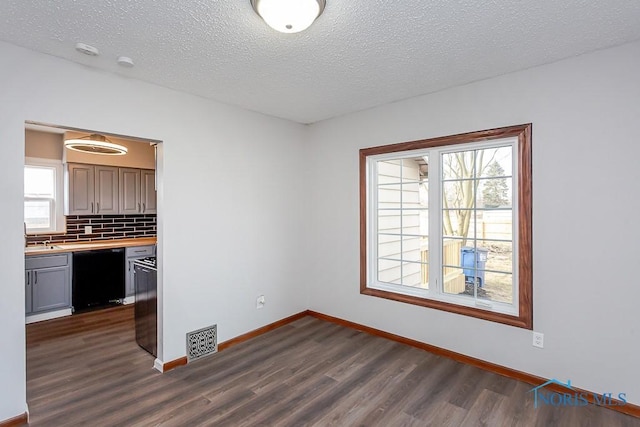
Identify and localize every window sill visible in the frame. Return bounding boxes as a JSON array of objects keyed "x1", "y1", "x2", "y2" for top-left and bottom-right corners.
[
  {"x1": 26, "y1": 230, "x2": 67, "y2": 236},
  {"x1": 361, "y1": 287, "x2": 532, "y2": 329}
]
